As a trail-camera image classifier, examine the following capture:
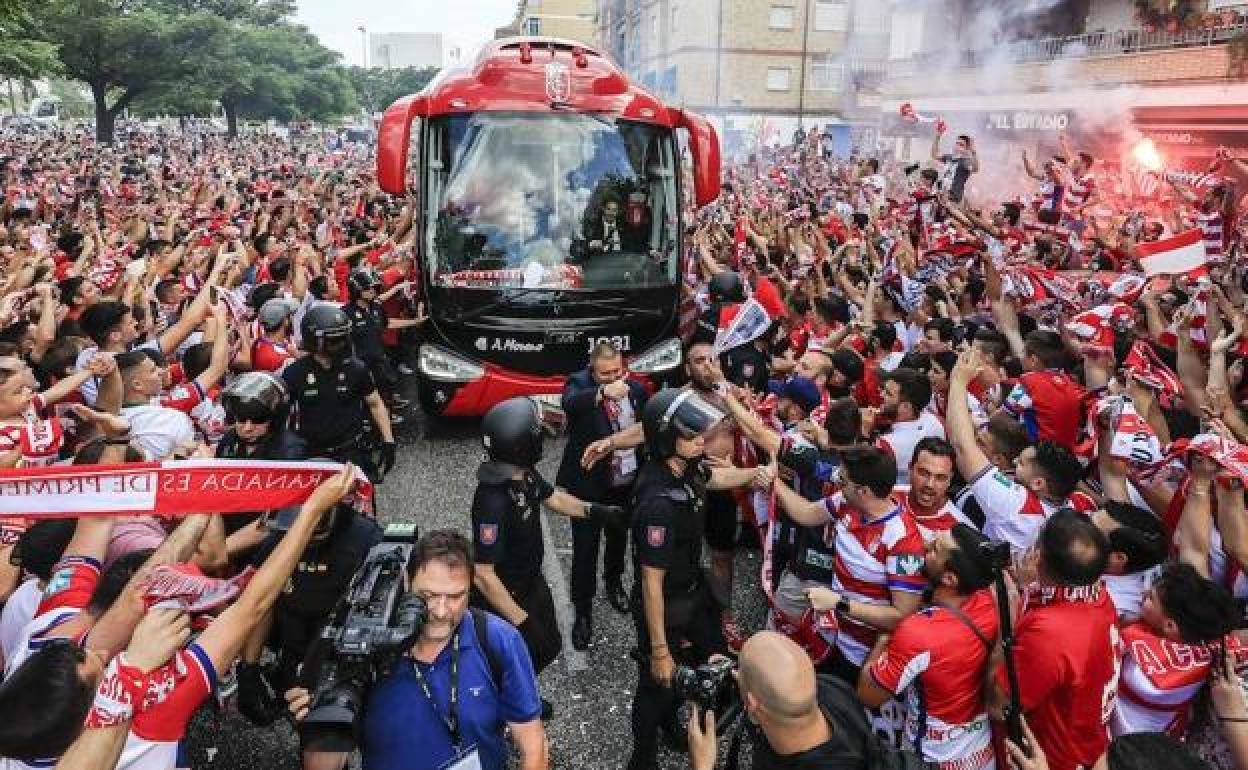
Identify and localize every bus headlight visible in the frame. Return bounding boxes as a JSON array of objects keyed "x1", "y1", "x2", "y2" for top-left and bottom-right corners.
[
  {"x1": 629, "y1": 338, "x2": 682, "y2": 374},
  {"x1": 419, "y1": 344, "x2": 485, "y2": 382}
]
